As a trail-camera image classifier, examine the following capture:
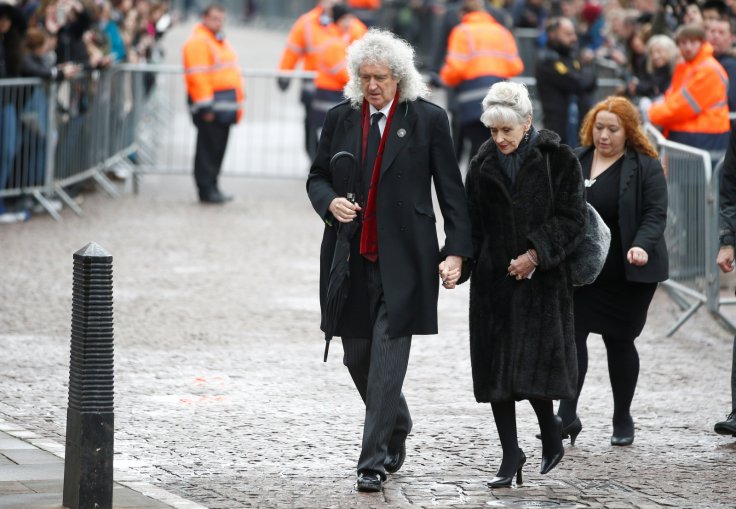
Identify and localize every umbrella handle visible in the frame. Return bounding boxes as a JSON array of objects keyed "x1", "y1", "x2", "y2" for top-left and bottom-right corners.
[{"x1": 330, "y1": 151, "x2": 357, "y2": 202}]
